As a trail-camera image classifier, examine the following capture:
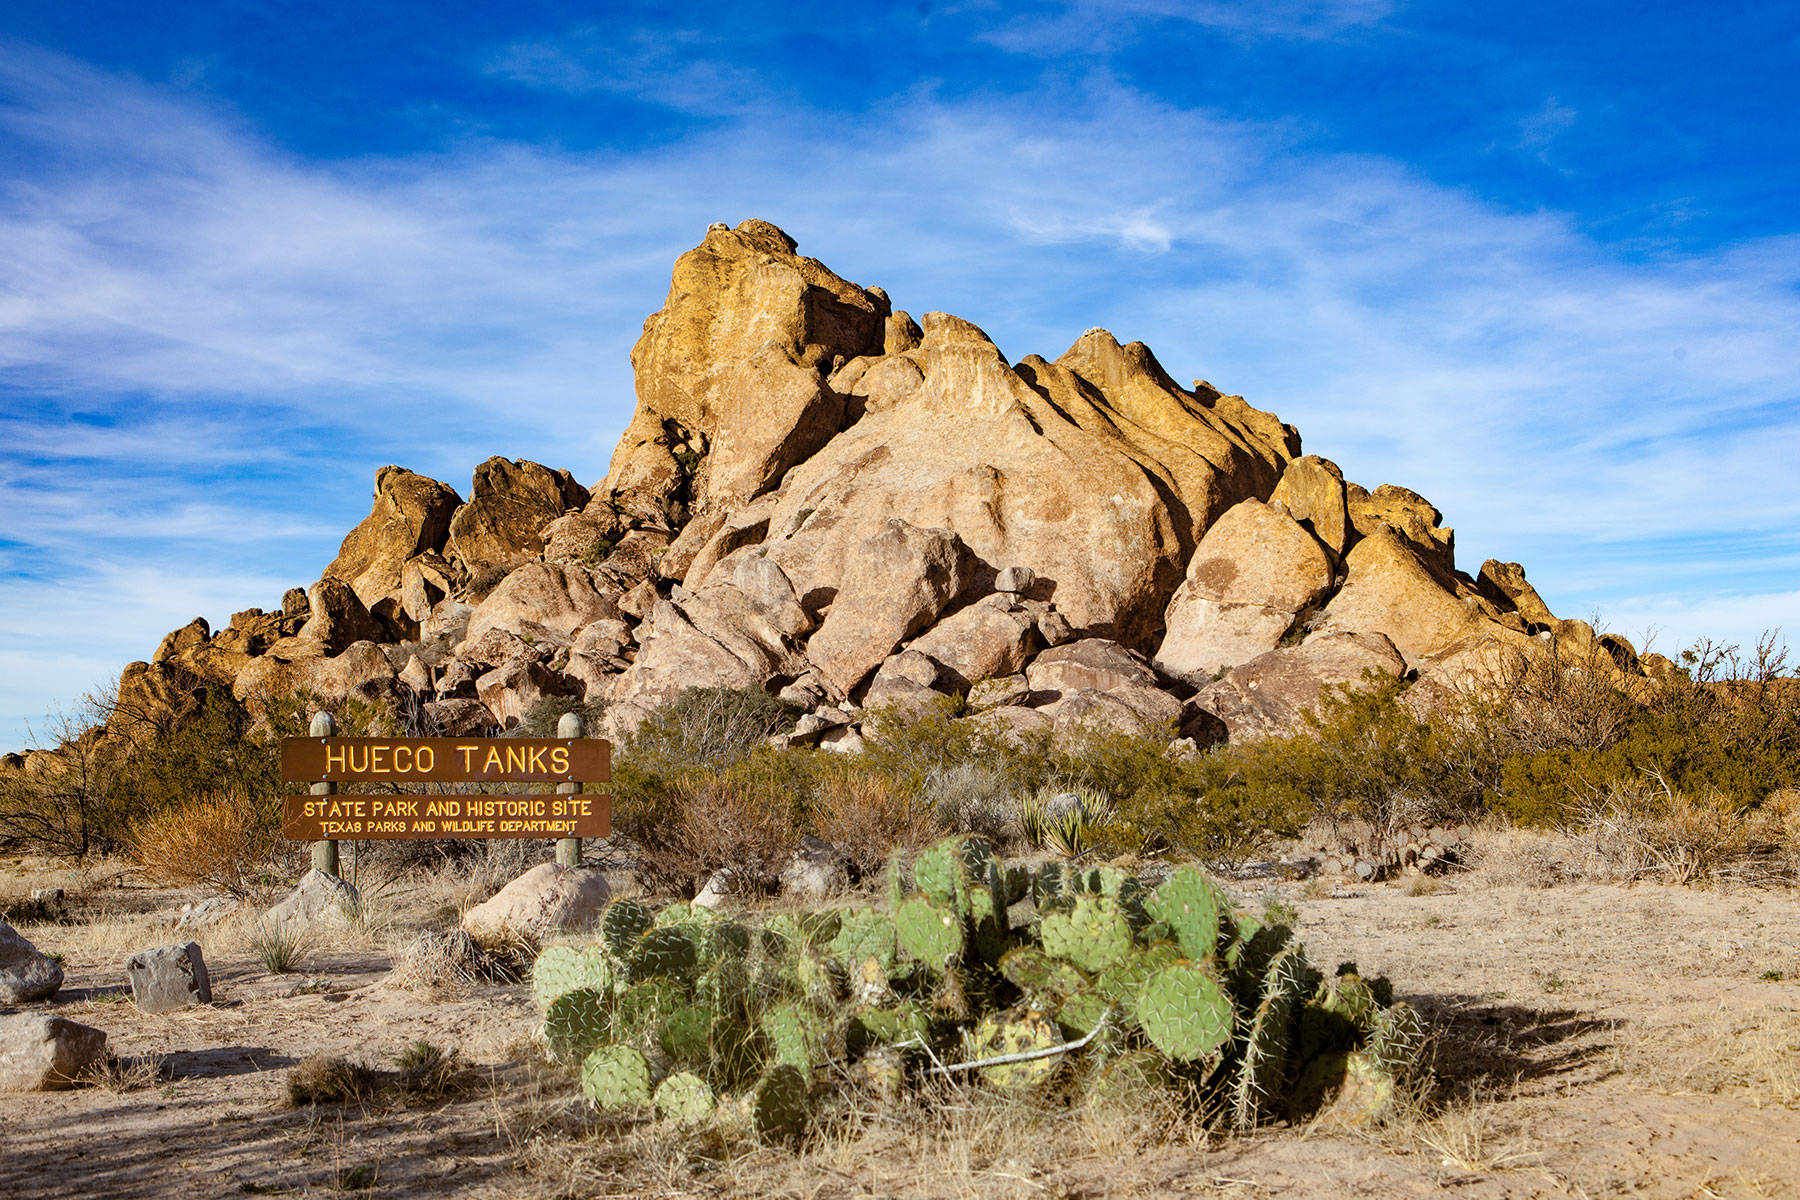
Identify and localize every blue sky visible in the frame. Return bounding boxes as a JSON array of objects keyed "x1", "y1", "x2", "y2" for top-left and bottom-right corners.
[{"x1": 2, "y1": 2, "x2": 1798, "y2": 747}]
